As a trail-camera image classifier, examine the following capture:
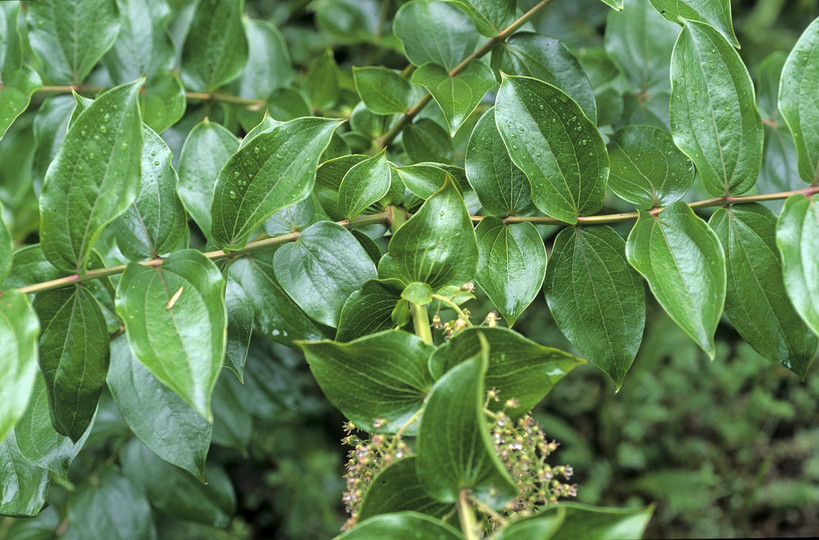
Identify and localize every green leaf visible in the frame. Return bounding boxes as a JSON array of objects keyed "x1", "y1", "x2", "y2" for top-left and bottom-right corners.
[
  {"x1": 492, "y1": 33, "x2": 597, "y2": 123},
  {"x1": 237, "y1": 18, "x2": 292, "y2": 100},
  {"x1": 39, "y1": 79, "x2": 143, "y2": 273},
  {"x1": 337, "y1": 279, "x2": 404, "y2": 342},
  {"x1": 606, "y1": 126, "x2": 694, "y2": 208},
  {"x1": 545, "y1": 225, "x2": 646, "y2": 388},
  {"x1": 1, "y1": 244, "x2": 62, "y2": 290},
  {"x1": 26, "y1": 0, "x2": 121, "y2": 85},
  {"x1": 402, "y1": 282, "x2": 434, "y2": 305},
  {"x1": 33, "y1": 286, "x2": 108, "y2": 442},
  {"x1": 340, "y1": 512, "x2": 462, "y2": 540},
  {"x1": 274, "y1": 222, "x2": 377, "y2": 328},
  {"x1": 316, "y1": 155, "x2": 369, "y2": 221},
  {"x1": 599, "y1": 0, "x2": 624, "y2": 9},
  {"x1": 211, "y1": 373, "x2": 252, "y2": 451},
  {"x1": 494, "y1": 507, "x2": 566, "y2": 540},
  {"x1": 0, "y1": 2, "x2": 22, "y2": 76},
  {"x1": 550, "y1": 503, "x2": 654, "y2": 540},
  {"x1": 31, "y1": 95, "x2": 75, "y2": 195},
  {"x1": 779, "y1": 17, "x2": 819, "y2": 184},
  {"x1": 393, "y1": 163, "x2": 460, "y2": 200},
  {"x1": 114, "y1": 249, "x2": 226, "y2": 420},
  {"x1": 210, "y1": 117, "x2": 342, "y2": 250},
  {"x1": 299, "y1": 330, "x2": 434, "y2": 435},
  {"x1": 181, "y1": 0, "x2": 248, "y2": 92},
  {"x1": 338, "y1": 150, "x2": 392, "y2": 220},
  {"x1": 0, "y1": 290, "x2": 39, "y2": 444},
  {"x1": 776, "y1": 194, "x2": 819, "y2": 338},
  {"x1": 304, "y1": 49, "x2": 340, "y2": 111},
  {"x1": 140, "y1": 72, "x2": 187, "y2": 134},
  {"x1": 669, "y1": 19, "x2": 763, "y2": 197},
  {"x1": 417, "y1": 337, "x2": 517, "y2": 508},
  {"x1": 358, "y1": 457, "x2": 453, "y2": 521},
  {"x1": 176, "y1": 120, "x2": 240, "y2": 237},
  {"x1": 107, "y1": 335, "x2": 212, "y2": 479},
  {"x1": 403, "y1": 118, "x2": 454, "y2": 164},
  {"x1": 428, "y1": 327, "x2": 584, "y2": 418},
  {"x1": 393, "y1": 1, "x2": 477, "y2": 71},
  {"x1": 224, "y1": 279, "x2": 253, "y2": 380},
  {"x1": 0, "y1": 433, "x2": 49, "y2": 517},
  {"x1": 465, "y1": 107, "x2": 535, "y2": 217},
  {"x1": 0, "y1": 67, "x2": 42, "y2": 141},
  {"x1": 443, "y1": 0, "x2": 515, "y2": 37},
  {"x1": 475, "y1": 218, "x2": 546, "y2": 327},
  {"x1": 412, "y1": 60, "x2": 497, "y2": 135},
  {"x1": 103, "y1": 0, "x2": 174, "y2": 83},
  {"x1": 649, "y1": 0, "x2": 738, "y2": 47},
  {"x1": 710, "y1": 204, "x2": 817, "y2": 378},
  {"x1": 495, "y1": 75, "x2": 608, "y2": 224},
  {"x1": 262, "y1": 198, "x2": 314, "y2": 237},
  {"x1": 315, "y1": 0, "x2": 381, "y2": 44},
  {"x1": 353, "y1": 66, "x2": 413, "y2": 115},
  {"x1": 267, "y1": 87, "x2": 312, "y2": 121},
  {"x1": 378, "y1": 176, "x2": 478, "y2": 289},
  {"x1": 626, "y1": 201, "x2": 726, "y2": 359},
  {"x1": 114, "y1": 125, "x2": 187, "y2": 260},
  {"x1": 0, "y1": 202, "x2": 11, "y2": 282}
]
